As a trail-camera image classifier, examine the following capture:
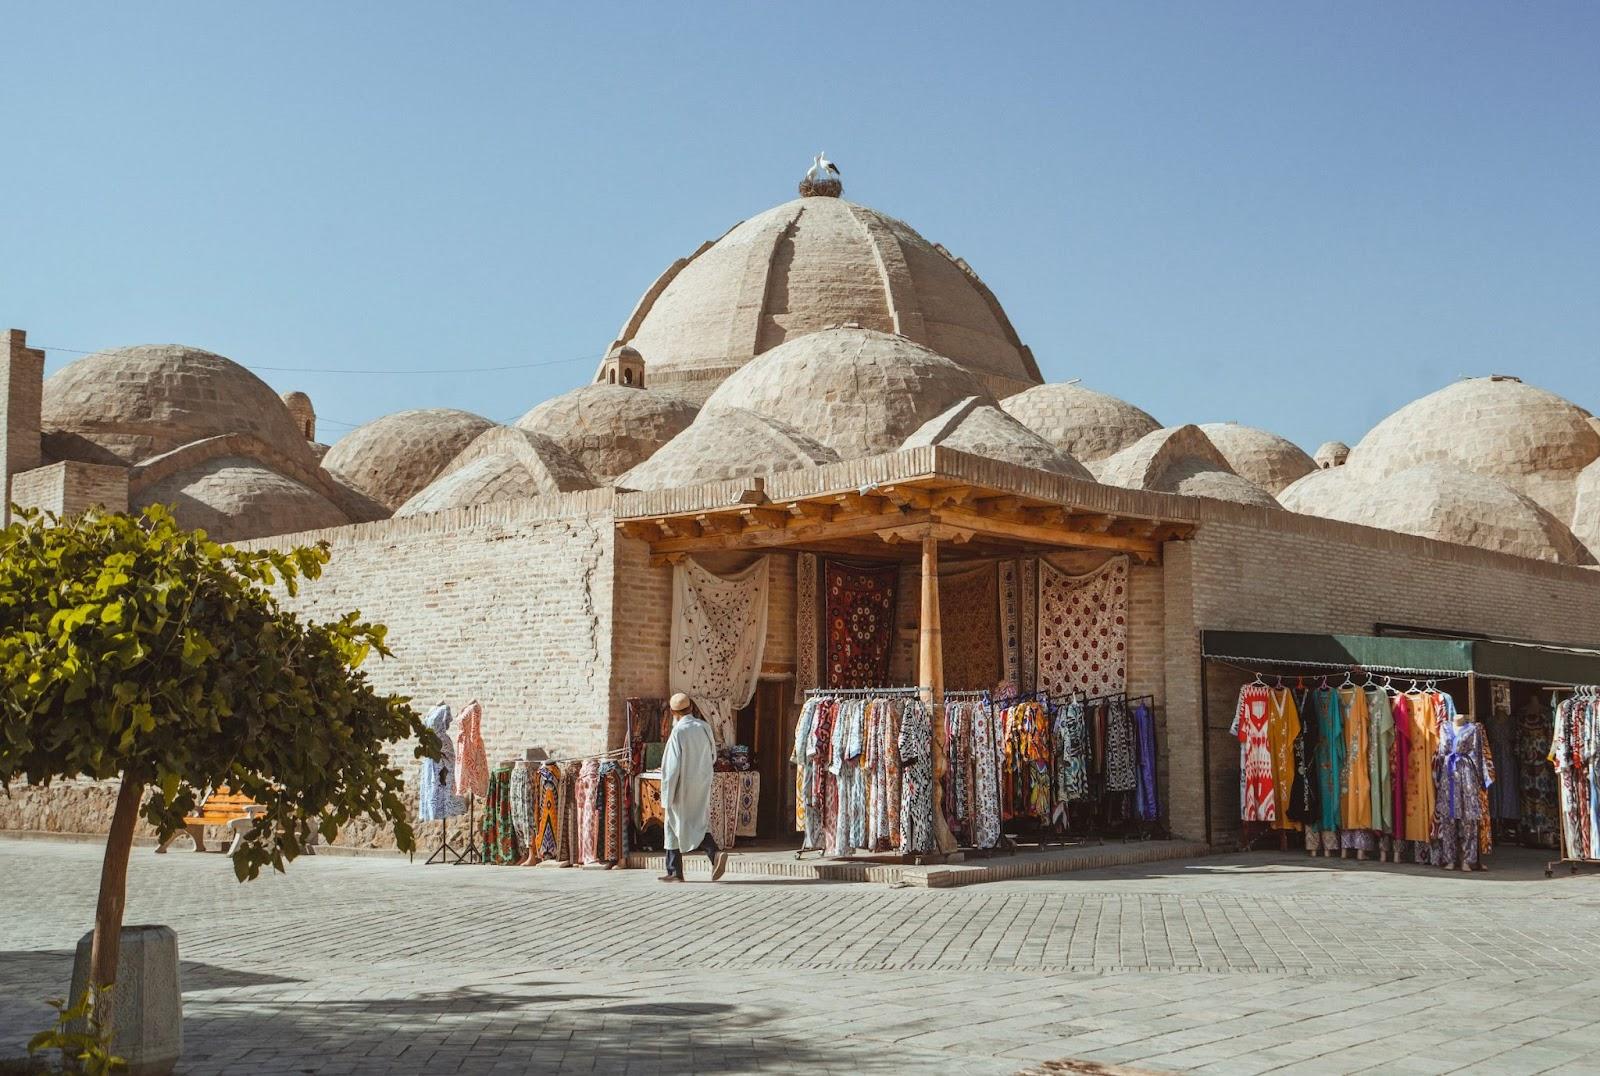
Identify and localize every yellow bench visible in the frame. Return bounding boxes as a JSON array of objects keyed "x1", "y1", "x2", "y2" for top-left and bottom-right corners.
[{"x1": 155, "y1": 787, "x2": 260, "y2": 853}]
